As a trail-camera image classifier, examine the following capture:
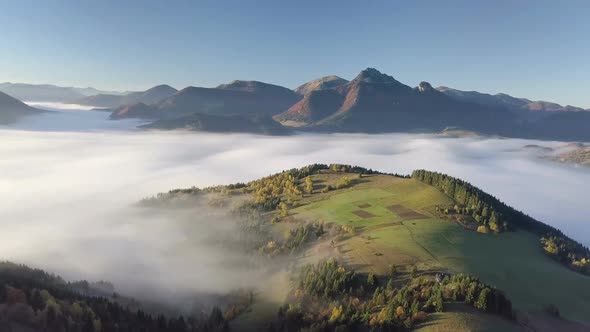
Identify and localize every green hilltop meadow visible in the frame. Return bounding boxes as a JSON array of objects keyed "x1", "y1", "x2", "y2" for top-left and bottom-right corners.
[{"x1": 2, "y1": 164, "x2": 590, "y2": 332}]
